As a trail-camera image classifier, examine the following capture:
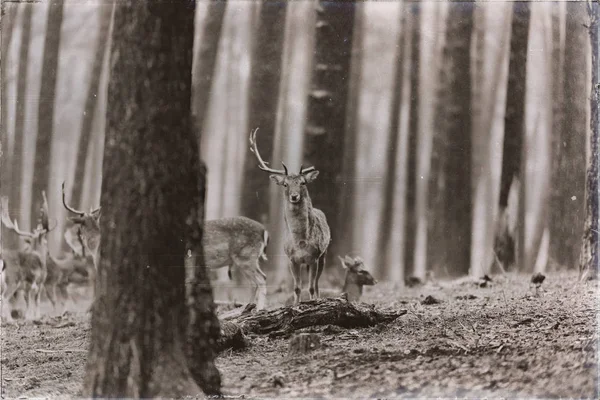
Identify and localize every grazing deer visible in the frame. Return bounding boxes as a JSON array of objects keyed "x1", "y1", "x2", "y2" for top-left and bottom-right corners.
[
  {"x1": 284, "y1": 255, "x2": 377, "y2": 305},
  {"x1": 62, "y1": 183, "x2": 270, "y2": 310},
  {"x1": 1, "y1": 194, "x2": 54, "y2": 320},
  {"x1": 249, "y1": 128, "x2": 331, "y2": 304}
]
